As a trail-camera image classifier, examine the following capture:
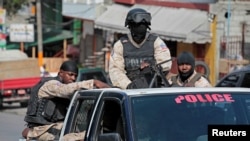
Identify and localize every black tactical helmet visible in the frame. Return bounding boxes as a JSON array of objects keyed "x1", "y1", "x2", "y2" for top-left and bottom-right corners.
[{"x1": 125, "y1": 8, "x2": 151, "y2": 27}]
